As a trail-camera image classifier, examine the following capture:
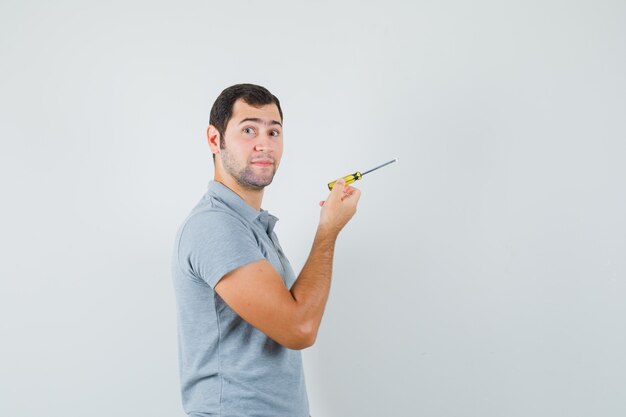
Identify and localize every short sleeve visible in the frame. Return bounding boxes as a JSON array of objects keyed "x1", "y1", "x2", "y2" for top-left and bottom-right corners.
[{"x1": 177, "y1": 211, "x2": 265, "y2": 288}]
